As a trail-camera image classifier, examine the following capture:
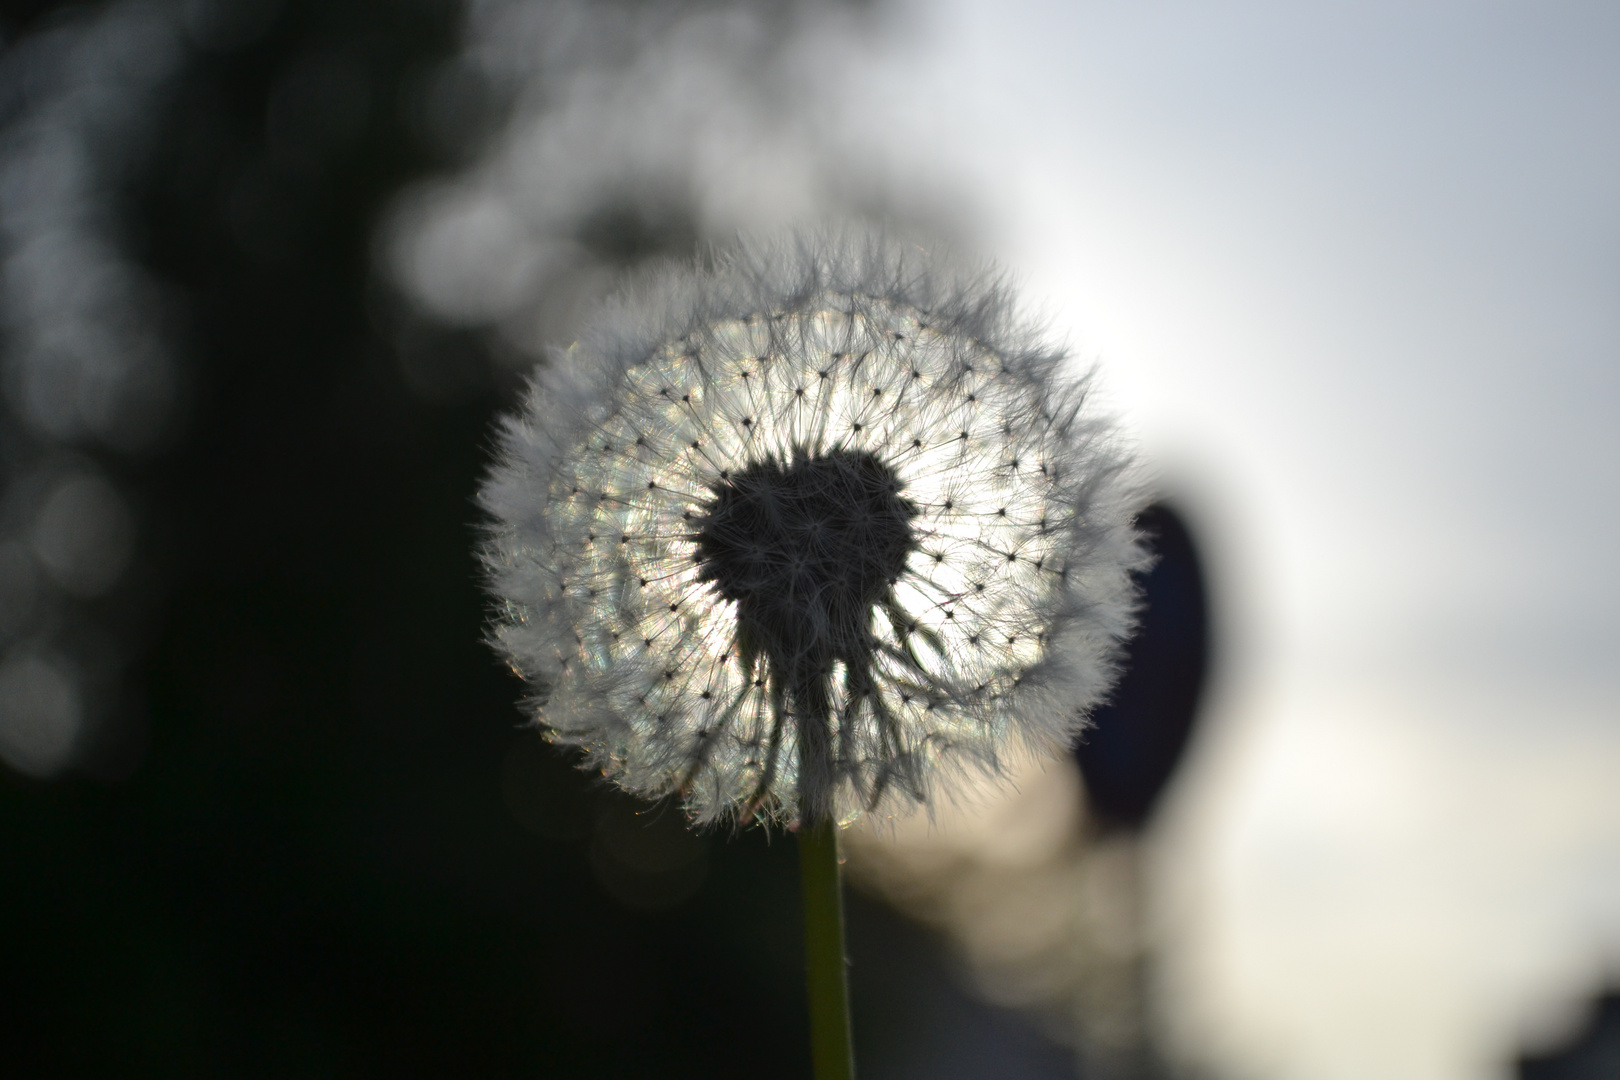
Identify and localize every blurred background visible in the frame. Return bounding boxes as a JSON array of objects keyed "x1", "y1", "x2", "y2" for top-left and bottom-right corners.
[{"x1": 1, "y1": 0, "x2": 1616, "y2": 1077}]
